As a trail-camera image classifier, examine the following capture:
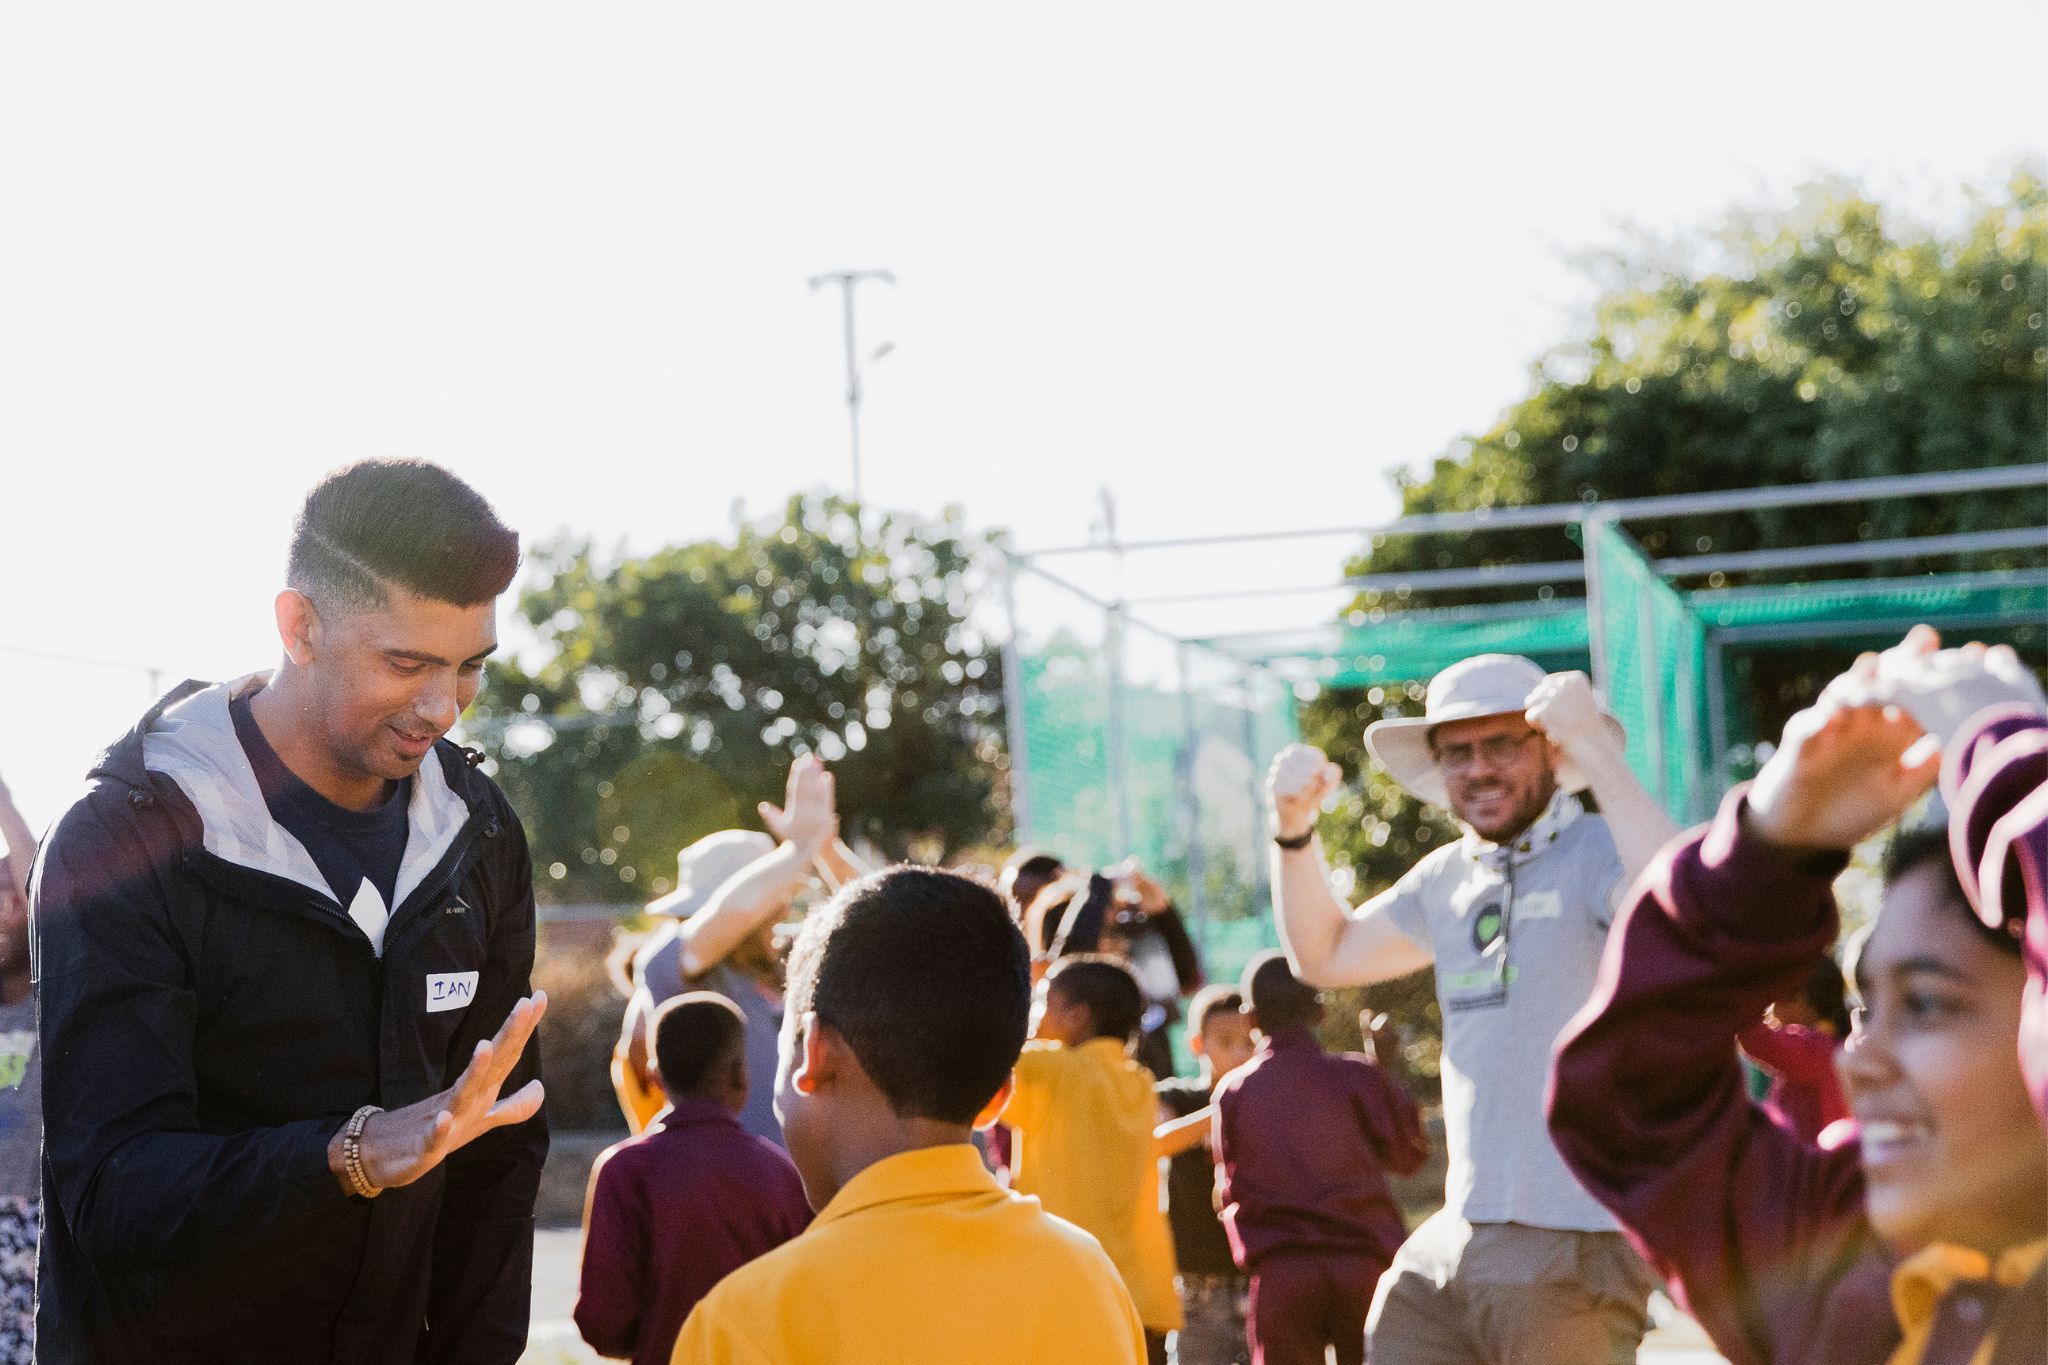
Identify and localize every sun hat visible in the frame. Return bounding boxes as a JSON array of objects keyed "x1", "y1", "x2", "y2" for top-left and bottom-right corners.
[
  {"x1": 653, "y1": 829, "x2": 778, "y2": 918},
  {"x1": 1363, "y1": 654, "x2": 1623, "y2": 808}
]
